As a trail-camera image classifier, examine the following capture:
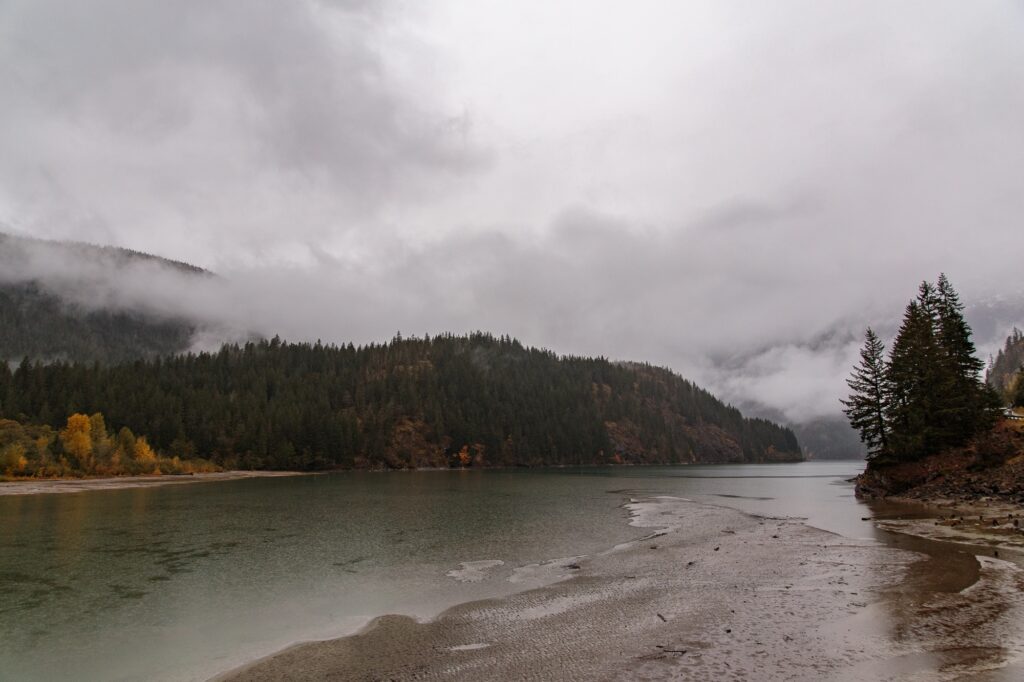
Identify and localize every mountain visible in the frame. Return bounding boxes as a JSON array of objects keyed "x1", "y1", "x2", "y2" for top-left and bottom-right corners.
[
  {"x1": 0, "y1": 233, "x2": 205, "y2": 364},
  {"x1": 0, "y1": 333, "x2": 802, "y2": 470},
  {"x1": 738, "y1": 404, "x2": 867, "y2": 461},
  {"x1": 790, "y1": 416, "x2": 866, "y2": 460}
]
